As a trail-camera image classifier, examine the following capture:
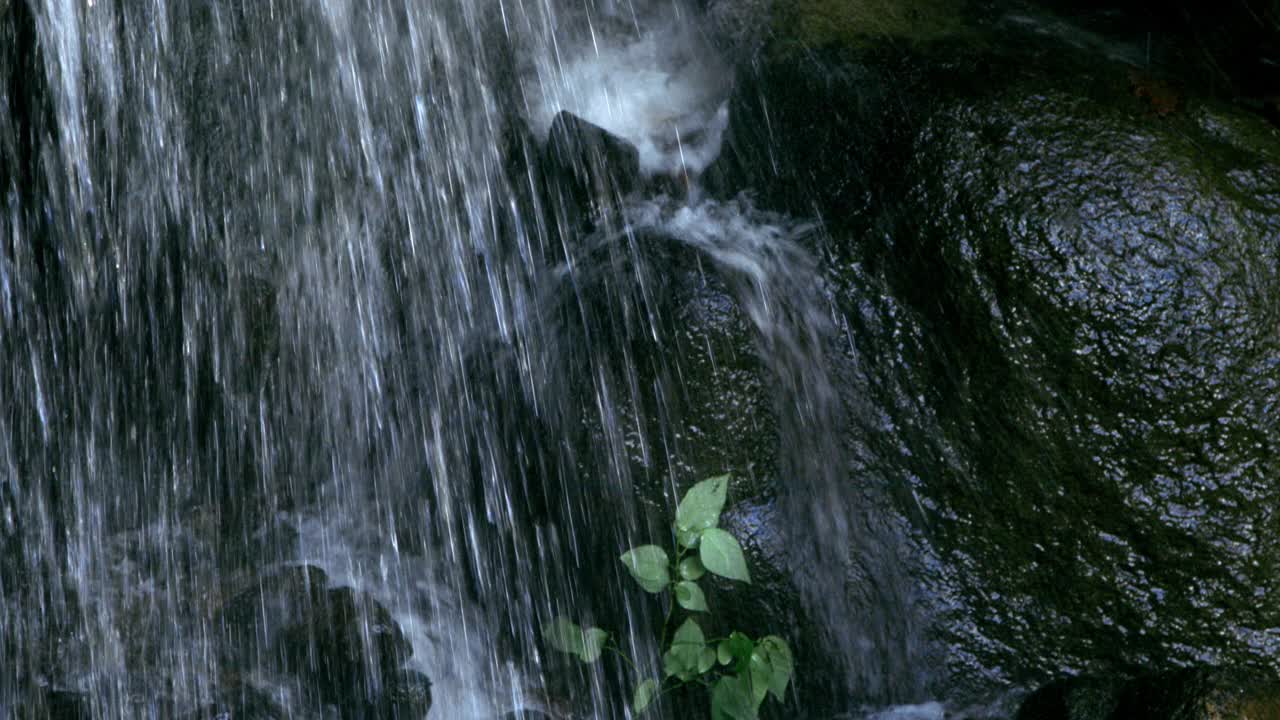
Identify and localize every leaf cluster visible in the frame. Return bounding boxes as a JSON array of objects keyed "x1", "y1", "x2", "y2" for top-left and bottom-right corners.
[{"x1": 542, "y1": 475, "x2": 794, "y2": 720}]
